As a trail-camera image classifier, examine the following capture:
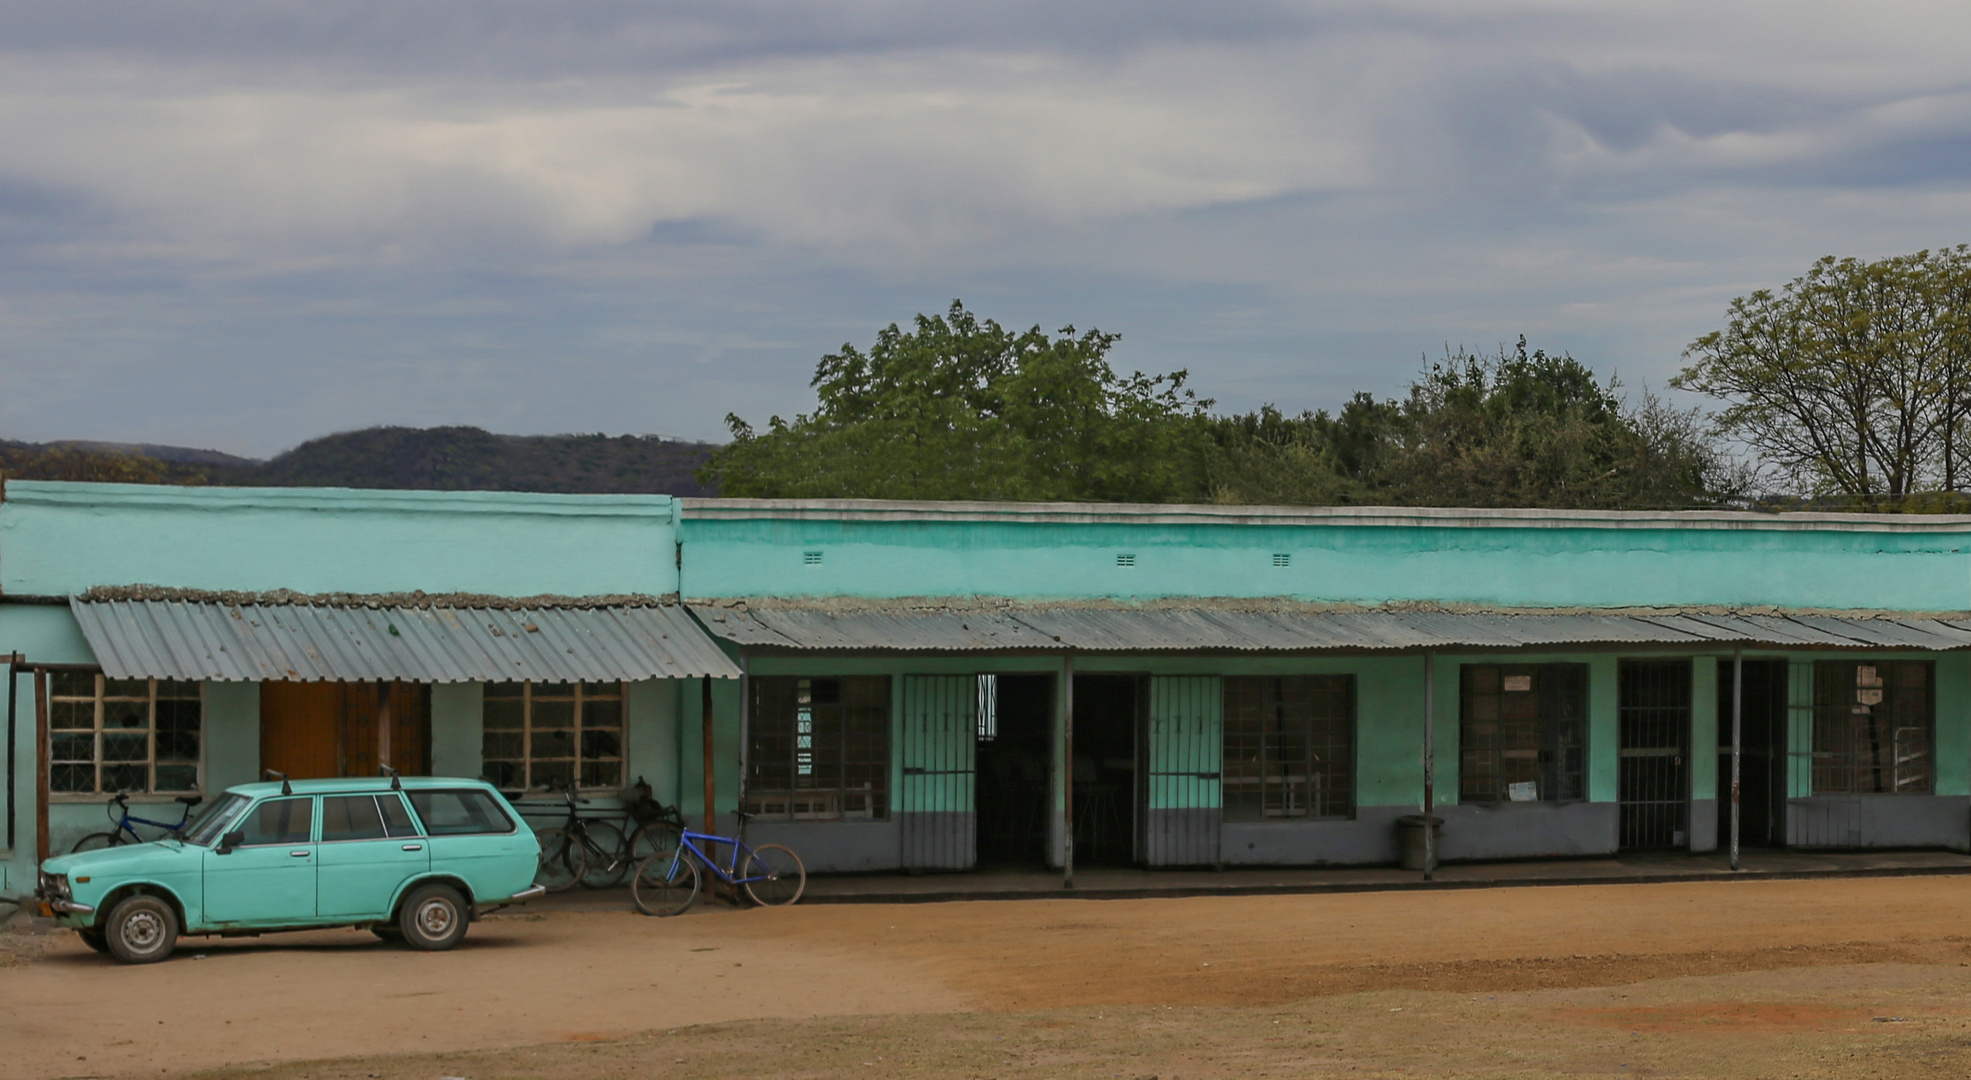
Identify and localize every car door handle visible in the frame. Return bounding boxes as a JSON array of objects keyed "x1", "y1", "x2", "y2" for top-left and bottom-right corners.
[
  {"x1": 289, "y1": 850, "x2": 311, "y2": 857},
  {"x1": 401, "y1": 843, "x2": 423, "y2": 851}
]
